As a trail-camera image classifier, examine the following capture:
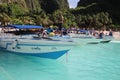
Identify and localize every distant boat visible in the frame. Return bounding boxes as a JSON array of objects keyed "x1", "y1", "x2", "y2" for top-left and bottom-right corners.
[
  {"x1": 87, "y1": 40, "x2": 111, "y2": 44},
  {"x1": 100, "y1": 40, "x2": 111, "y2": 43},
  {"x1": 69, "y1": 33, "x2": 93, "y2": 39},
  {"x1": 69, "y1": 32, "x2": 113, "y2": 44}
]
